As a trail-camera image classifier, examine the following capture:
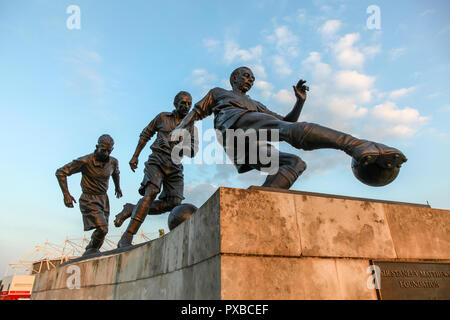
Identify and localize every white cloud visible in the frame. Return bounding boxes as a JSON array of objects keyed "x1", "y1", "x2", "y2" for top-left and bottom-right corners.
[
  {"x1": 204, "y1": 38, "x2": 267, "y2": 83},
  {"x1": 63, "y1": 49, "x2": 106, "y2": 97},
  {"x1": 372, "y1": 102, "x2": 428, "y2": 125},
  {"x1": 82, "y1": 50, "x2": 102, "y2": 63},
  {"x1": 272, "y1": 55, "x2": 292, "y2": 76},
  {"x1": 254, "y1": 80, "x2": 274, "y2": 100},
  {"x1": 334, "y1": 70, "x2": 375, "y2": 92},
  {"x1": 254, "y1": 80, "x2": 273, "y2": 91},
  {"x1": 411, "y1": 72, "x2": 422, "y2": 79},
  {"x1": 333, "y1": 70, "x2": 375, "y2": 105},
  {"x1": 302, "y1": 52, "x2": 332, "y2": 81},
  {"x1": 250, "y1": 64, "x2": 267, "y2": 79},
  {"x1": 184, "y1": 183, "x2": 218, "y2": 207},
  {"x1": 319, "y1": 20, "x2": 342, "y2": 37},
  {"x1": 303, "y1": 51, "x2": 321, "y2": 65},
  {"x1": 78, "y1": 68, "x2": 105, "y2": 94},
  {"x1": 198, "y1": 32, "x2": 426, "y2": 145},
  {"x1": 420, "y1": 9, "x2": 435, "y2": 17},
  {"x1": 191, "y1": 69, "x2": 217, "y2": 86},
  {"x1": 273, "y1": 89, "x2": 295, "y2": 107},
  {"x1": 333, "y1": 33, "x2": 365, "y2": 69},
  {"x1": 362, "y1": 45, "x2": 381, "y2": 58},
  {"x1": 386, "y1": 125, "x2": 415, "y2": 138},
  {"x1": 426, "y1": 128, "x2": 449, "y2": 142},
  {"x1": 190, "y1": 69, "x2": 217, "y2": 95},
  {"x1": 367, "y1": 101, "x2": 430, "y2": 138},
  {"x1": 388, "y1": 87, "x2": 416, "y2": 99},
  {"x1": 224, "y1": 40, "x2": 263, "y2": 64},
  {"x1": 299, "y1": 57, "x2": 376, "y2": 122},
  {"x1": 390, "y1": 48, "x2": 406, "y2": 60},
  {"x1": 297, "y1": 9, "x2": 307, "y2": 23},
  {"x1": 267, "y1": 25, "x2": 300, "y2": 57},
  {"x1": 203, "y1": 38, "x2": 220, "y2": 51},
  {"x1": 319, "y1": 4, "x2": 333, "y2": 13},
  {"x1": 428, "y1": 92, "x2": 441, "y2": 99},
  {"x1": 328, "y1": 97, "x2": 369, "y2": 118},
  {"x1": 437, "y1": 25, "x2": 450, "y2": 37}
]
